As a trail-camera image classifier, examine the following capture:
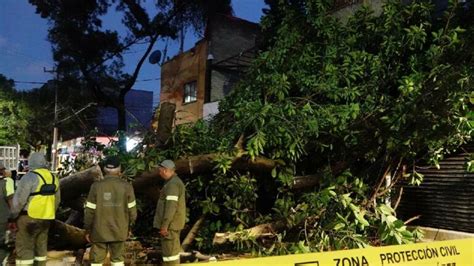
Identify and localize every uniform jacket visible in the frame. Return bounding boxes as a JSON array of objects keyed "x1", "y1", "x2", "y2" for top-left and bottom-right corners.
[
  {"x1": 153, "y1": 175, "x2": 186, "y2": 231},
  {"x1": 84, "y1": 175, "x2": 137, "y2": 242},
  {"x1": 0, "y1": 176, "x2": 14, "y2": 224}
]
